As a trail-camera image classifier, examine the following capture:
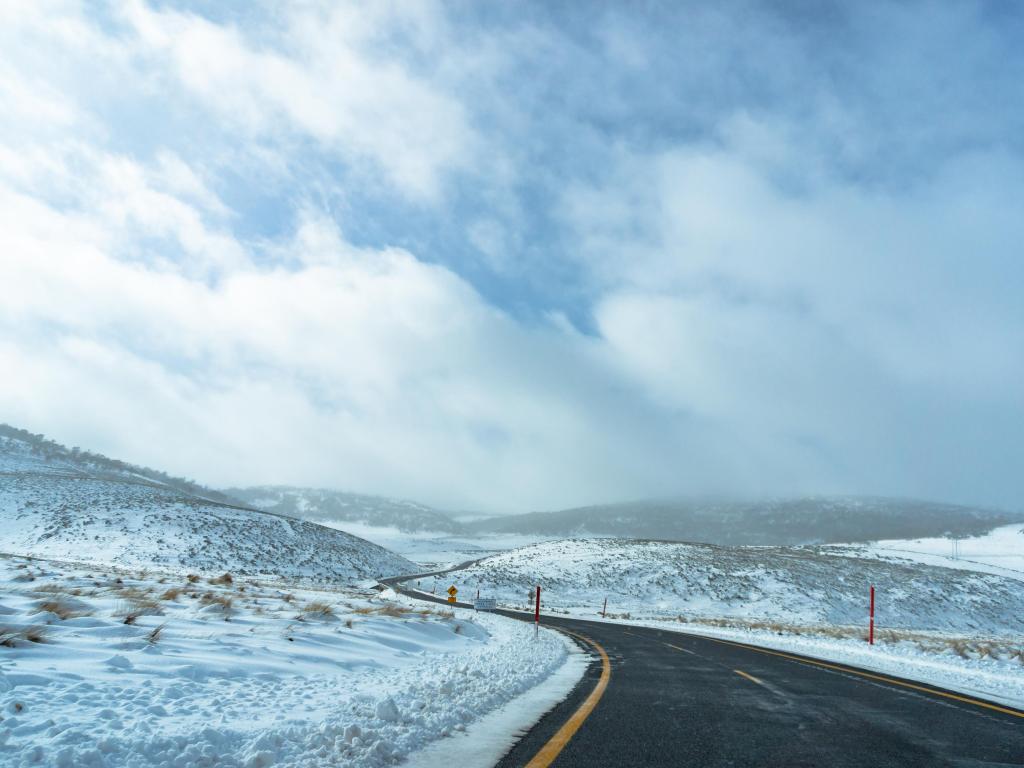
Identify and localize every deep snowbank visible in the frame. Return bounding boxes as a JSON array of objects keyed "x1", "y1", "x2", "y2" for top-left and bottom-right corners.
[{"x1": 0, "y1": 556, "x2": 570, "y2": 767}]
